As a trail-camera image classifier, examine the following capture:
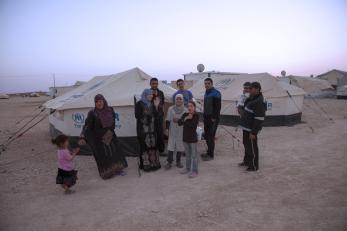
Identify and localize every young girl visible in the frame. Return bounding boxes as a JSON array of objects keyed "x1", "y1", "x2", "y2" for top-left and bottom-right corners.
[
  {"x1": 165, "y1": 94, "x2": 187, "y2": 169},
  {"x1": 53, "y1": 135, "x2": 79, "y2": 194},
  {"x1": 178, "y1": 101, "x2": 200, "y2": 178}
]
